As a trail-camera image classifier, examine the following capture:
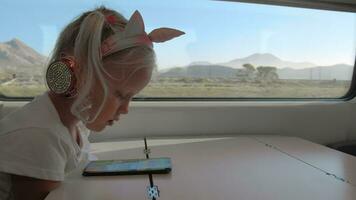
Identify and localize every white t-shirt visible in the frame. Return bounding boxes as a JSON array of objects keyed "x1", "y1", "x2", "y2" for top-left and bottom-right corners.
[{"x1": 0, "y1": 92, "x2": 91, "y2": 200}]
